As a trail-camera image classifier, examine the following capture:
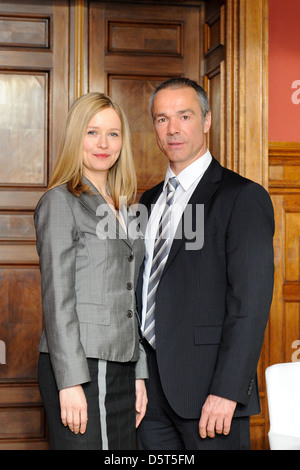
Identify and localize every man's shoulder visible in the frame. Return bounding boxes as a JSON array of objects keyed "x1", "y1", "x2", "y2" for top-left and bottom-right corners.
[
  {"x1": 218, "y1": 164, "x2": 264, "y2": 194},
  {"x1": 139, "y1": 180, "x2": 164, "y2": 206},
  {"x1": 217, "y1": 165, "x2": 273, "y2": 216}
]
